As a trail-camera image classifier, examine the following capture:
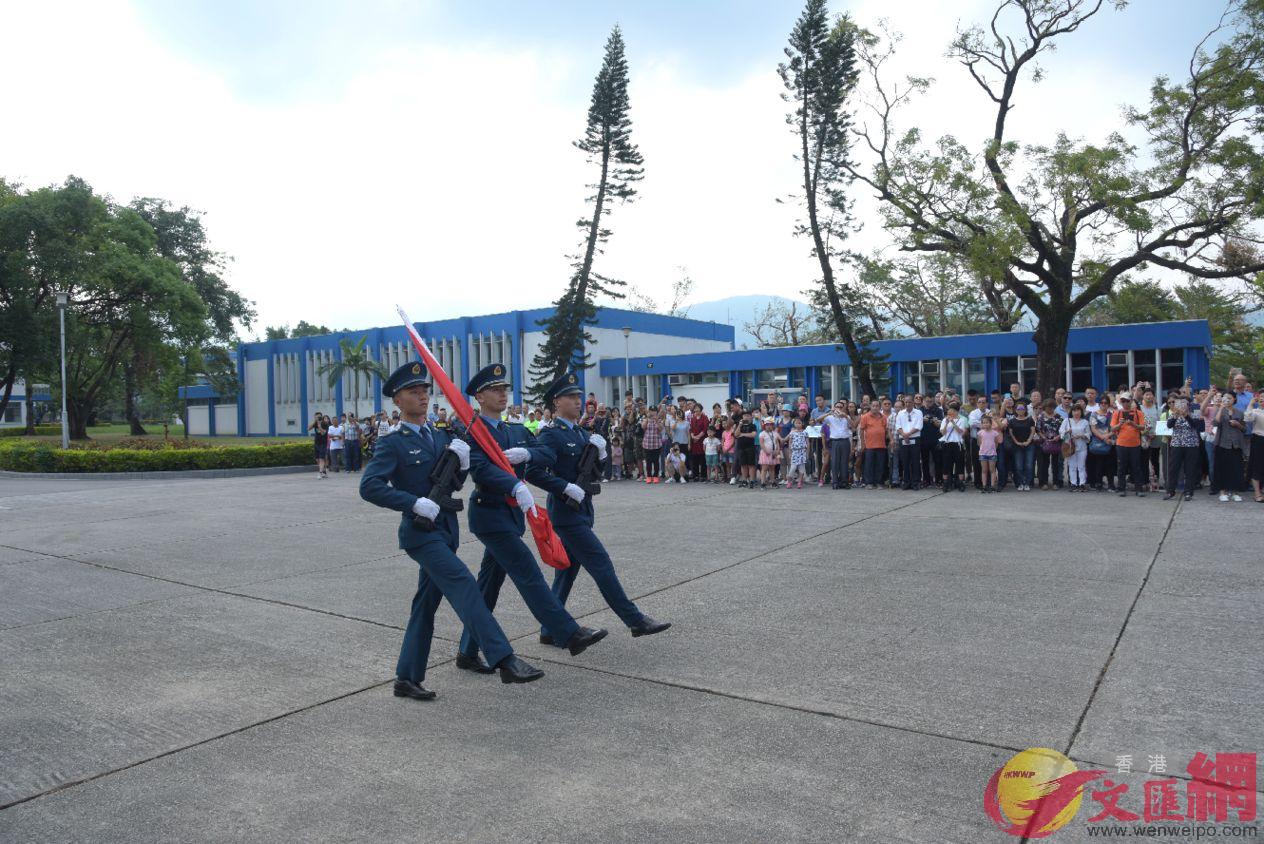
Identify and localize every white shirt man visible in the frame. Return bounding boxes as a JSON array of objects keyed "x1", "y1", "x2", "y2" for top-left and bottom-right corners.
[{"x1": 895, "y1": 406, "x2": 923, "y2": 444}]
